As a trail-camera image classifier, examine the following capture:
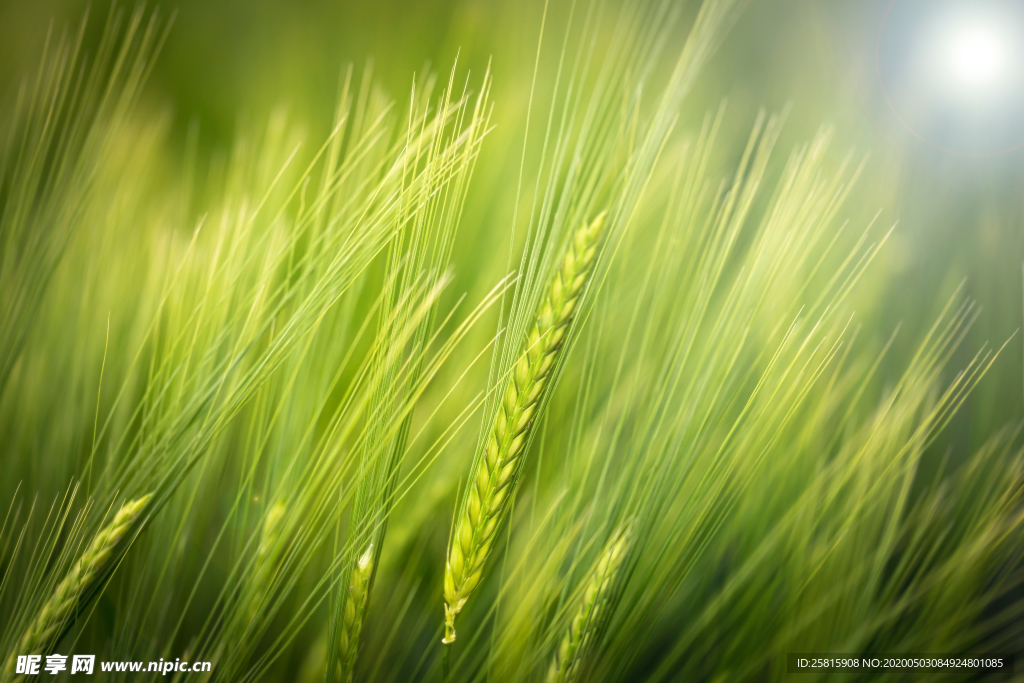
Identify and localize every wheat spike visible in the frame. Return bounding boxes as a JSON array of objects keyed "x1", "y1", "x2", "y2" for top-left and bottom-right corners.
[
  {"x1": 3, "y1": 495, "x2": 151, "y2": 680},
  {"x1": 546, "y1": 527, "x2": 630, "y2": 683},
  {"x1": 336, "y1": 543, "x2": 374, "y2": 683},
  {"x1": 443, "y1": 213, "x2": 607, "y2": 644},
  {"x1": 244, "y1": 501, "x2": 287, "y2": 627}
]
